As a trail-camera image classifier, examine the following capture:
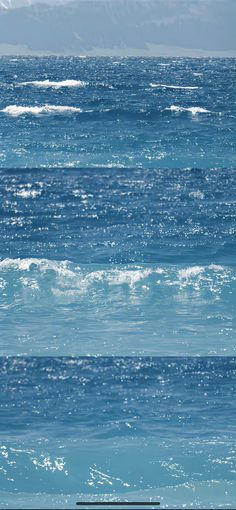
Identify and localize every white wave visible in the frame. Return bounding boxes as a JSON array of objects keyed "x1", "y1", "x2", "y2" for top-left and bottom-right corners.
[
  {"x1": 15, "y1": 189, "x2": 41, "y2": 198},
  {"x1": 1, "y1": 104, "x2": 82, "y2": 116},
  {"x1": 0, "y1": 258, "x2": 230, "y2": 299},
  {"x1": 189, "y1": 190, "x2": 205, "y2": 200},
  {"x1": 166, "y1": 105, "x2": 211, "y2": 115},
  {"x1": 0, "y1": 258, "x2": 227, "y2": 279},
  {"x1": 0, "y1": 258, "x2": 163, "y2": 282},
  {"x1": 178, "y1": 266, "x2": 204, "y2": 279},
  {"x1": 0, "y1": 259, "x2": 165, "y2": 300},
  {"x1": 209, "y1": 264, "x2": 225, "y2": 271},
  {"x1": 106, "y1": 268, "x2": 162, "y2": 288},
  {"x1": 19, "y1": 79, "x2": 88, "y2": 88},
  {"x1": 0, "y1": 258, "x2": 74, "y2": 277},
  {"x1": 150, "y1": 83, "x2": 198, "y2": 90},
  {"x1": 0, "y1": 259, "x2": 232, "y2": 309}
]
